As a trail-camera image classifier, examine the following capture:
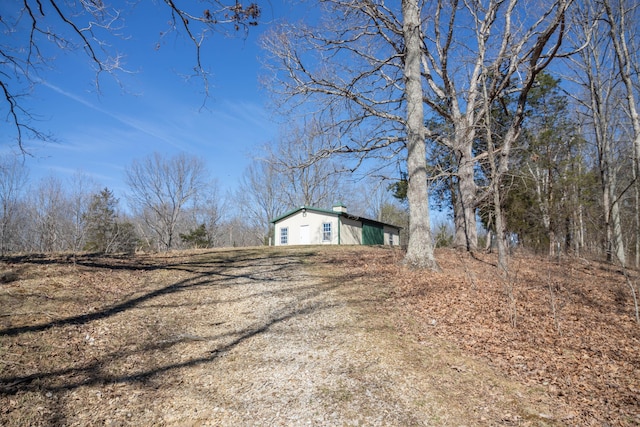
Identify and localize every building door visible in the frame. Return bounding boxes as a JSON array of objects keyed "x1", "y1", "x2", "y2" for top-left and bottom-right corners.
[
  {"x1": 362, "y1": 222, "x2": 384, "y2": 245},
  {"x1": 299, "y1": 225, "x2": 310, "y2": 244}
]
